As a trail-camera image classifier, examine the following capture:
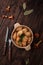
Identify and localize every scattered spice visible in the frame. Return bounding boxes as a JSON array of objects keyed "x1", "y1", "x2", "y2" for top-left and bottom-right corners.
[
  {"x1": 6, "y1": 6, "x2": 10, "y2": 12},
  {"x1": 5, "y1": 15, "x2": 8, "y2": 18},
  {"x1": 34, "y1": 33, "x2": 39, "y2": 38},
  {"x1": 34, "y1": 40, "x2": 42, "y2": 48},
  {"x1": 2, "y1": 15, "x2": 14, "y2": 19},
  {"x1": 24, "y1": 9, "x2": 34, "y2": 15},
  {"x1": 2, "y1": 15, "x2": 5, "y2": 18},
  {"x1": 2, "y1": 15, "x2": 8, "y2": 18},
  {"x1": 8, "y1": 15, "x2": 14, "y2": 19},
  {"x1": 23, "y1": 2, "x2": 26, "y2": 10}
]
